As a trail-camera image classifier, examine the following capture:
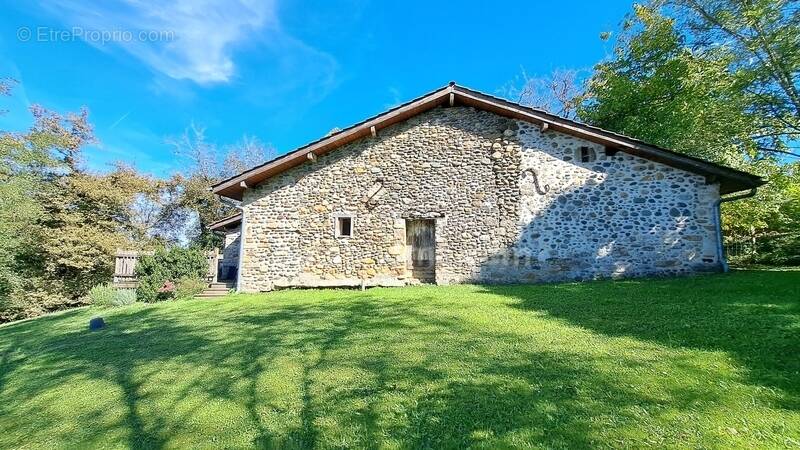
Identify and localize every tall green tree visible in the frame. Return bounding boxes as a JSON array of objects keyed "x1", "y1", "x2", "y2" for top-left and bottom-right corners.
[
  {"x1": 663, "y1": 0, "x2": 800, "y2": 154},
  {"x1": 0, "y1": 103, "x2": 161, "y2": 320},
  {"x1": 579, "y1": 2, "x2": 799, "y2": 244},
  {"x1": 0, "y1": 83, "x2": 270, "y2": 321}
]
